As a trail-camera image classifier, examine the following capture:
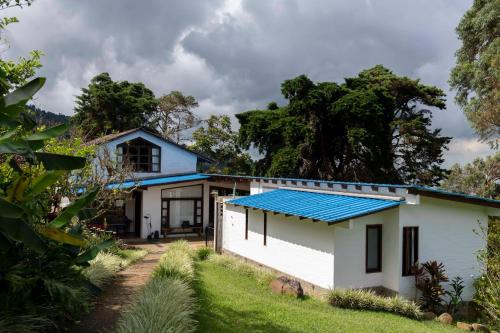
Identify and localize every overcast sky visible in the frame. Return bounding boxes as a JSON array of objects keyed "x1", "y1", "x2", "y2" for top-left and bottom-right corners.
[{"x1": 3, "y1": 0, "x2": 495, "y2": 166}]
